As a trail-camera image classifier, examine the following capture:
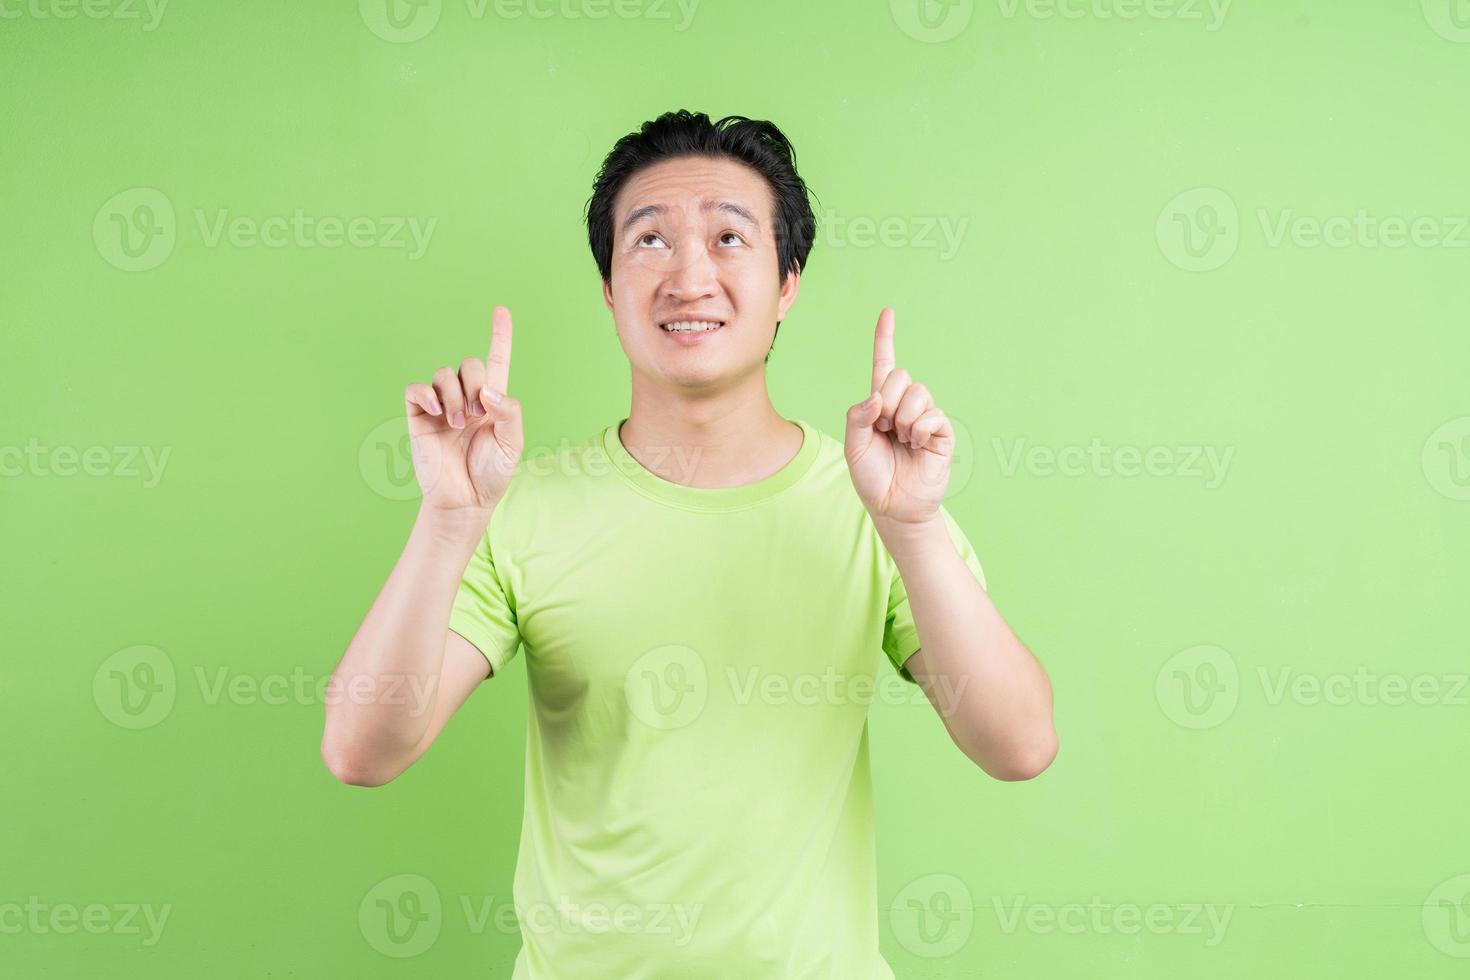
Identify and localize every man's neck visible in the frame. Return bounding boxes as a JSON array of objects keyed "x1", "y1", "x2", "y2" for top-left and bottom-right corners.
[{"x1": 618, "y1": 379, "x2": 804, "y2": 490}]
